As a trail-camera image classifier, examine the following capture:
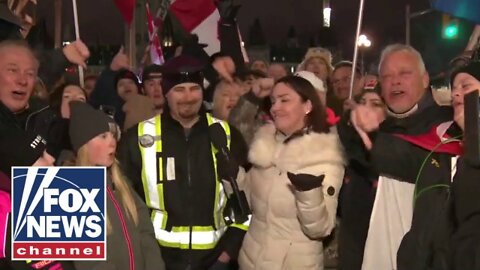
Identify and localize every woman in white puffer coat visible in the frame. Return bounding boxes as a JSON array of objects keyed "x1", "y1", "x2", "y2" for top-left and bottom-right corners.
[{"x1": 237, "y1": 76, "x2": 346, "y2": 270}]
